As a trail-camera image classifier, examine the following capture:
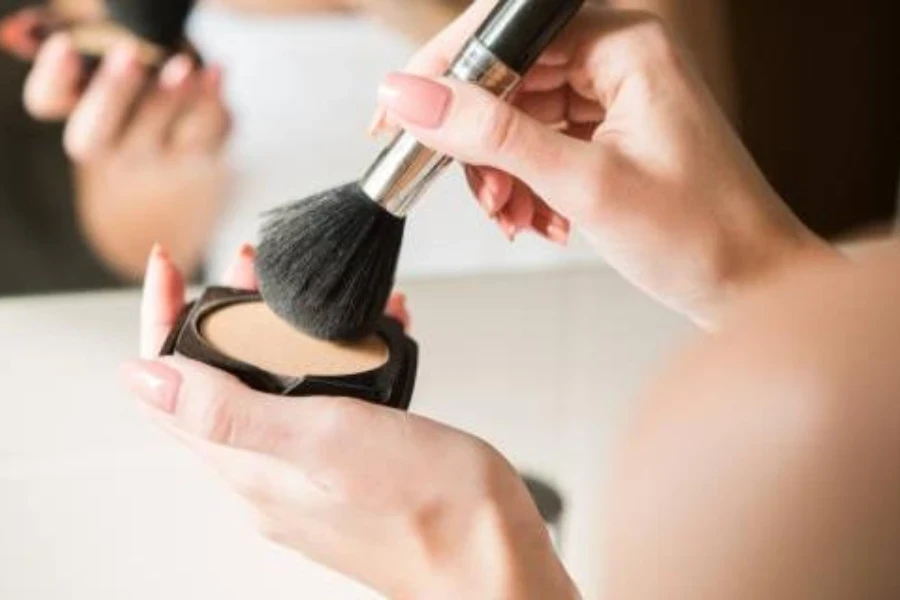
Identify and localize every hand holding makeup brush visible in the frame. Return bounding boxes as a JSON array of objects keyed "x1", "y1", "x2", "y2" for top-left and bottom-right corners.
[
  {"x1": 371, "y1": 2, "x2": 841, "y2": 328},
  {"x1": 123, "y1": 245, "x2": 578, "y2": 600}
]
